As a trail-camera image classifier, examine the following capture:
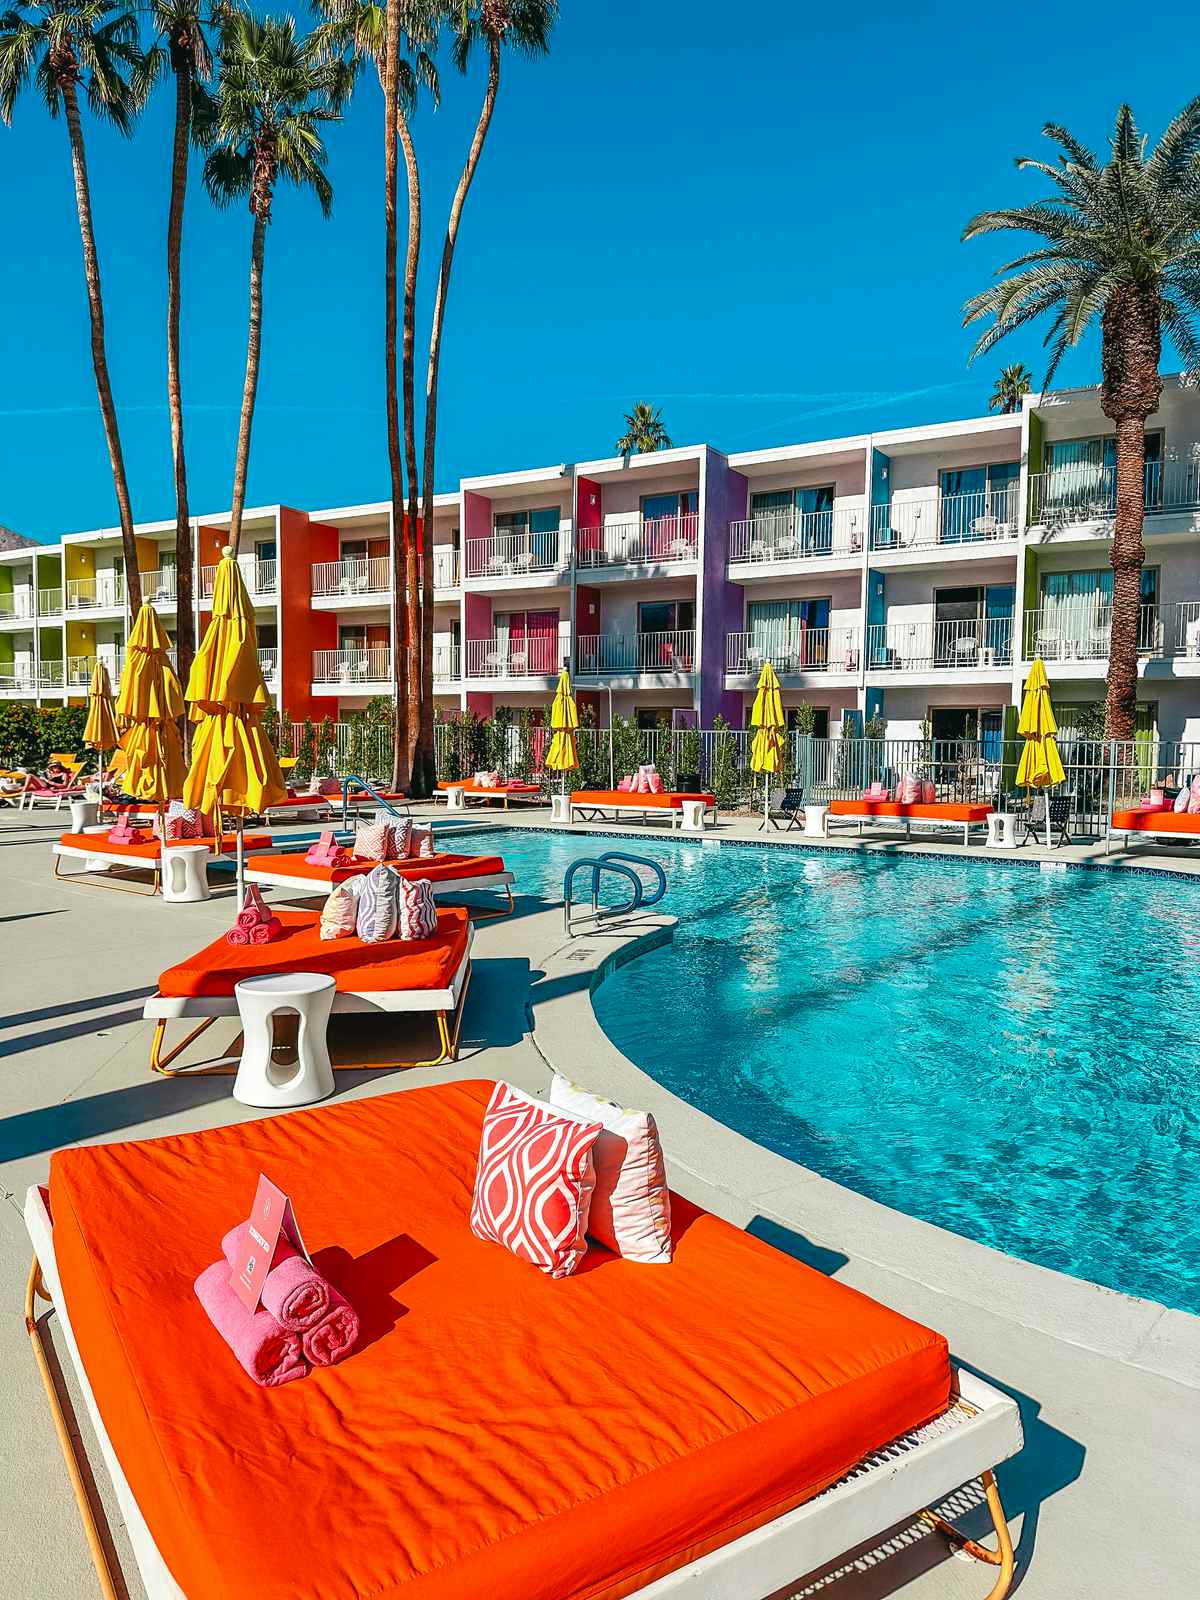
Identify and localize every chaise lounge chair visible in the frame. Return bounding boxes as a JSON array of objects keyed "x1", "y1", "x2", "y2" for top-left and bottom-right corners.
[
  {"x1": 569, "y1": 788, "x2": 718, "y2": 828},
  {"x1": 827, "y1": 798, "x2": 993, "y2": 847},
  {"x1": 22, "y1": 1077, "x2": 1023, "y2": 1600},
  {"x1": 52, "y1": 829, "x2": 274, "y2": 896},
  {"x1": 436, "y1": 779, "x2": 542, "y2": 809},
  {"x1": 245, "y1": 850, "x2": 516, "y2": 918},
  {"x1": 1106, "y1": 803, "x2": 1200, "y2": 854}
]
